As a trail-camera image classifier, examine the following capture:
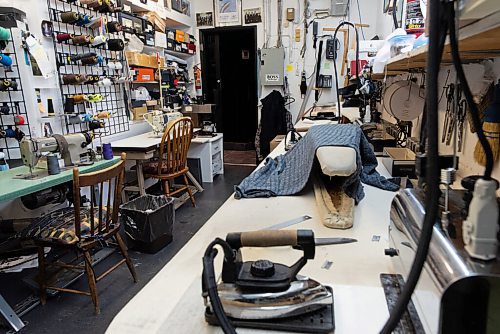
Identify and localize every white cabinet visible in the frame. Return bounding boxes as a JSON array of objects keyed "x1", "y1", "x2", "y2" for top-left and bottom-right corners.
[{"x1": 188, "y1": 134, "x2": 224, "y2": 183}]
